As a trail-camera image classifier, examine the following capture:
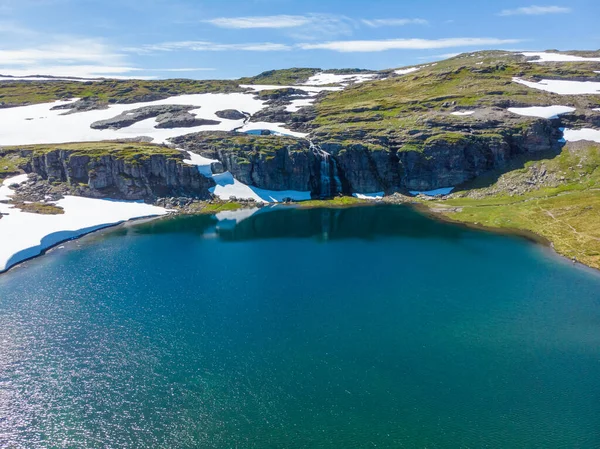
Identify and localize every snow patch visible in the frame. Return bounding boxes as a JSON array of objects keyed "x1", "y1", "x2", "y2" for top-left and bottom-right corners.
[
  {"x1": 562, "y1": 128, "x2": 600, "y2": 144},
  {"x1": 0, "y1": 174, "x2": 168, "y2": 272},
  {"x1": 451, "y1": 111, "x2": 475, "y2": 116},
  {"x1": 302, "y1": 73, "x2": 376, "y2": 86},
  {"x1": 513, "y1": 78, "x2": 600, "y2": 95},
  {"x1": 352, "y1": 192, "x2": 384, "y2": 200},
  {"x1": 508, "y1": 105, "x2": 575, "y2": 119},
  {"x1": 394, "y1": 67, "x2": 420, "y2": 75},
  {"x1": 285, "y1": 98, "x2": 315, "y2": 112},
  {"x1": 182, "y1": 151, "x2": 311, "y2": 203},
  {"x1": 210, "y1": 172, "x2": 310, "y2": 203},
  {"x1": 240, "y1": 84, "x2": 341, "y2": 93},
  {"x1": 409, "y1": 187, "x2": 454, "y2": 196},
  {"x1": 0, "y1": 93, "x2": 270, "y2": 146},
  {"x1": 522, "y1": 52, "x2": 600, "y2": 63},
  {"x1": 238, "y1": 121, "x2": 308, "y2": 138}
]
